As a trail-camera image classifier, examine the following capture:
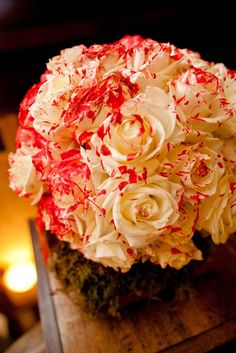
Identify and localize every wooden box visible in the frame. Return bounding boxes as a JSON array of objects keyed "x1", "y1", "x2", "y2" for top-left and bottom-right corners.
[{"x1": 30, "y1": 220, "x2": 236, "y2": 353}]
